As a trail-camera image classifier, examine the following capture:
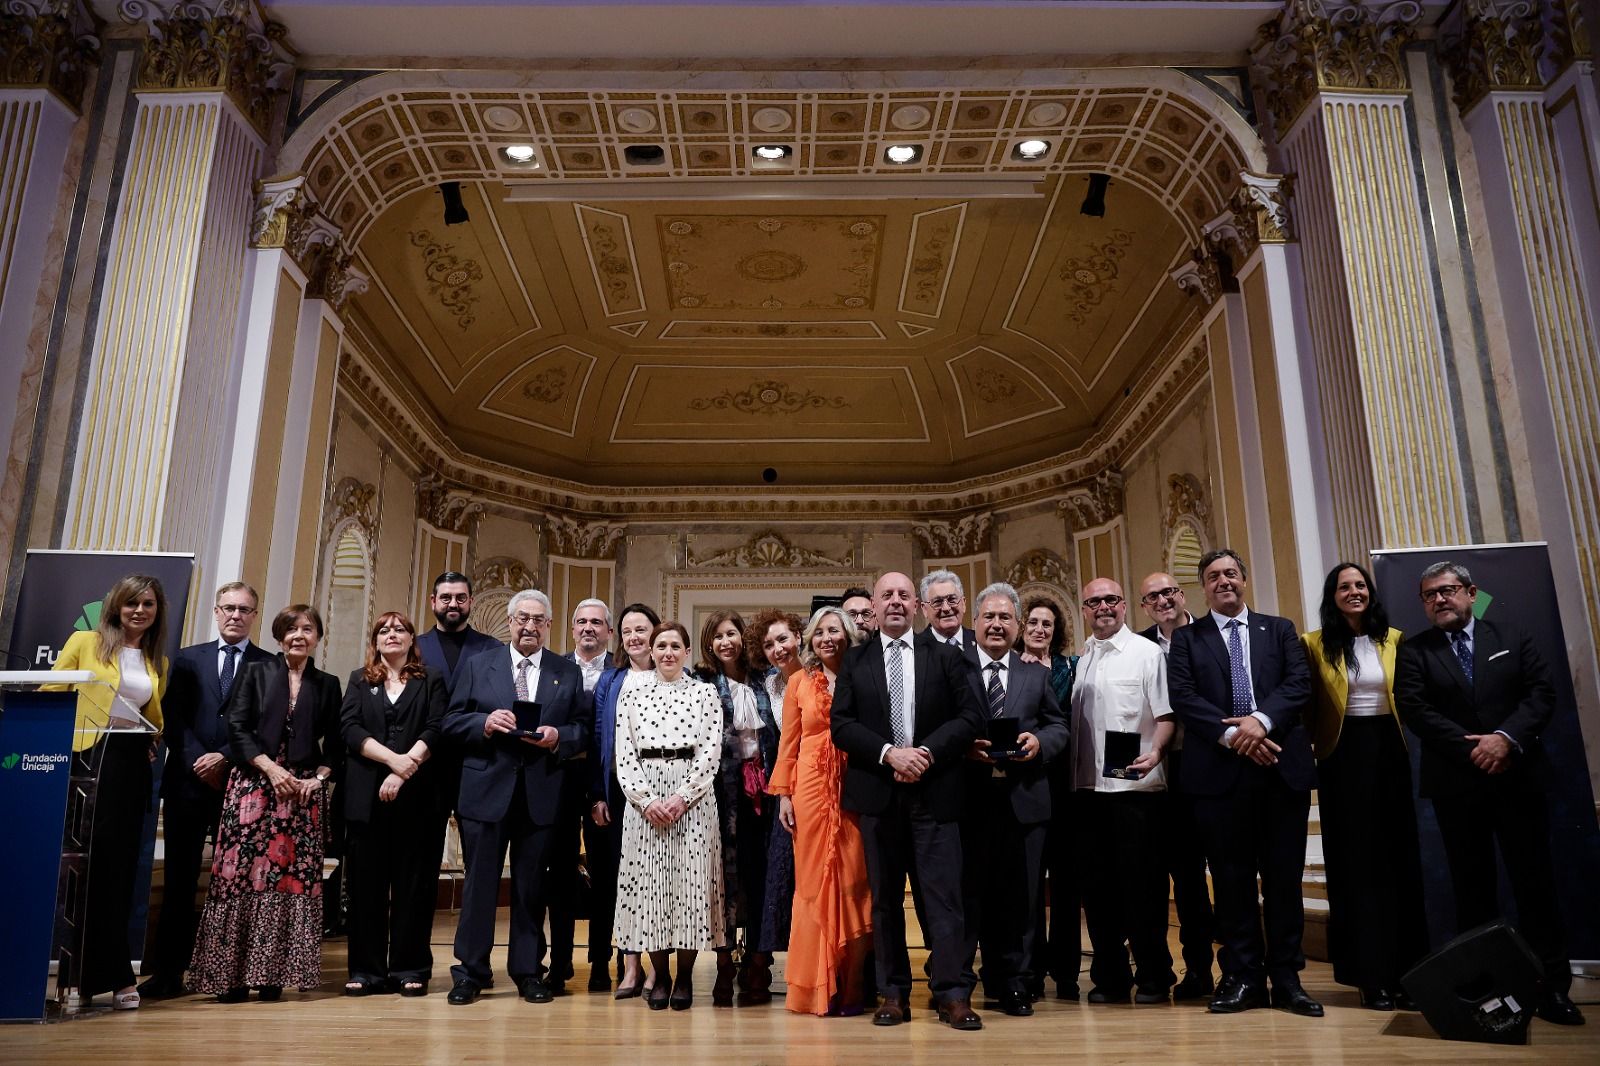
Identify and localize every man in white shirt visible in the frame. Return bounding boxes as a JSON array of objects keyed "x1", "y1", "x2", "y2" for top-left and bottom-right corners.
[
  {"x1": 1072, "y1": 577, "x2": 1176, "y2": 1004},
  {"x1": 920, "y1": 569, "x2": 975, "y2": 648}
]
